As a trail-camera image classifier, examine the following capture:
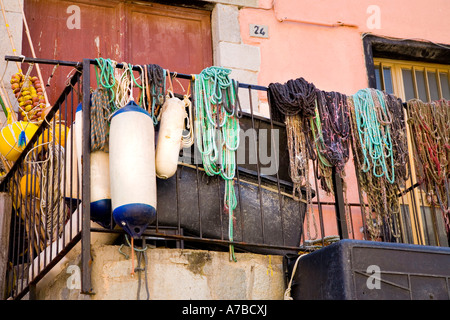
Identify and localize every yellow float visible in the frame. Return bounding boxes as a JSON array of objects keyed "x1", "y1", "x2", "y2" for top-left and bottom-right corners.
[
  {"x1": 20, "y1": 173, "x2": 40, "y2": 197},
  {"x1": 40, "y1": 122, "x2": 68, "y2": 148},
  {"x1": 0, "y1": 121, "x2": 38, "y2": 161}
]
